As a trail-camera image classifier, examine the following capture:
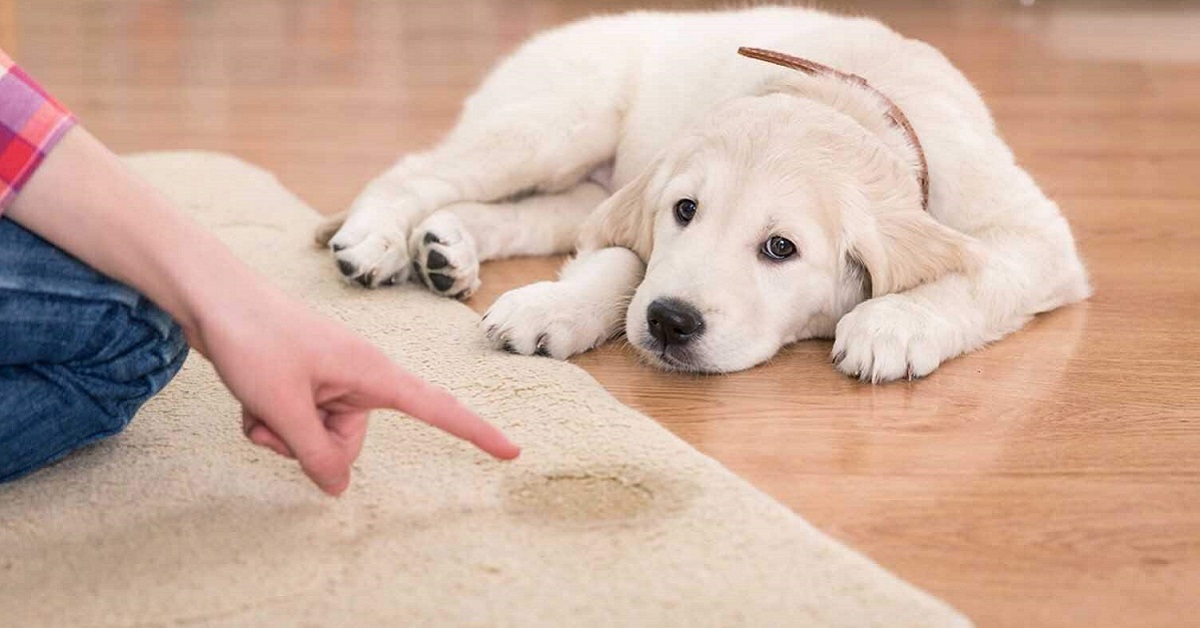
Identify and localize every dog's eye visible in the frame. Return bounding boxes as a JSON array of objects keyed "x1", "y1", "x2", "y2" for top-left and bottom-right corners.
[
  {"x1": 761, "y1": 236, "x2": 797, "y2": 261},
  {"x1": 673, "y1": 199, "x2": 697, "y2": 225}
]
